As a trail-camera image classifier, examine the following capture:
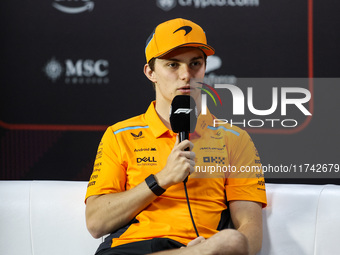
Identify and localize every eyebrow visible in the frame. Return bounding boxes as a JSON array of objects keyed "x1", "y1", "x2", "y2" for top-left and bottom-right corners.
[{"x1": 166, "y1": 56, "x2": 204, "y2": 62}]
